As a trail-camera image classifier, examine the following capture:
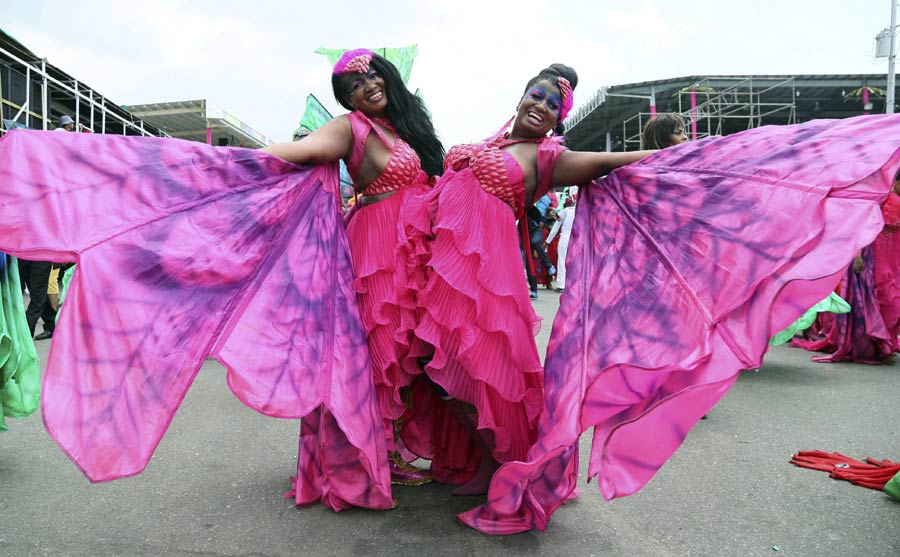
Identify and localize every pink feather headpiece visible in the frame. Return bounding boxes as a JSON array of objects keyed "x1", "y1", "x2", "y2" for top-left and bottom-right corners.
[
  {"x1": 333, "y1": 49, "x2": 375, "y2": 75},
  {"x1": 557, "y1": 77, "x2": 574, "y2": 122}
]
